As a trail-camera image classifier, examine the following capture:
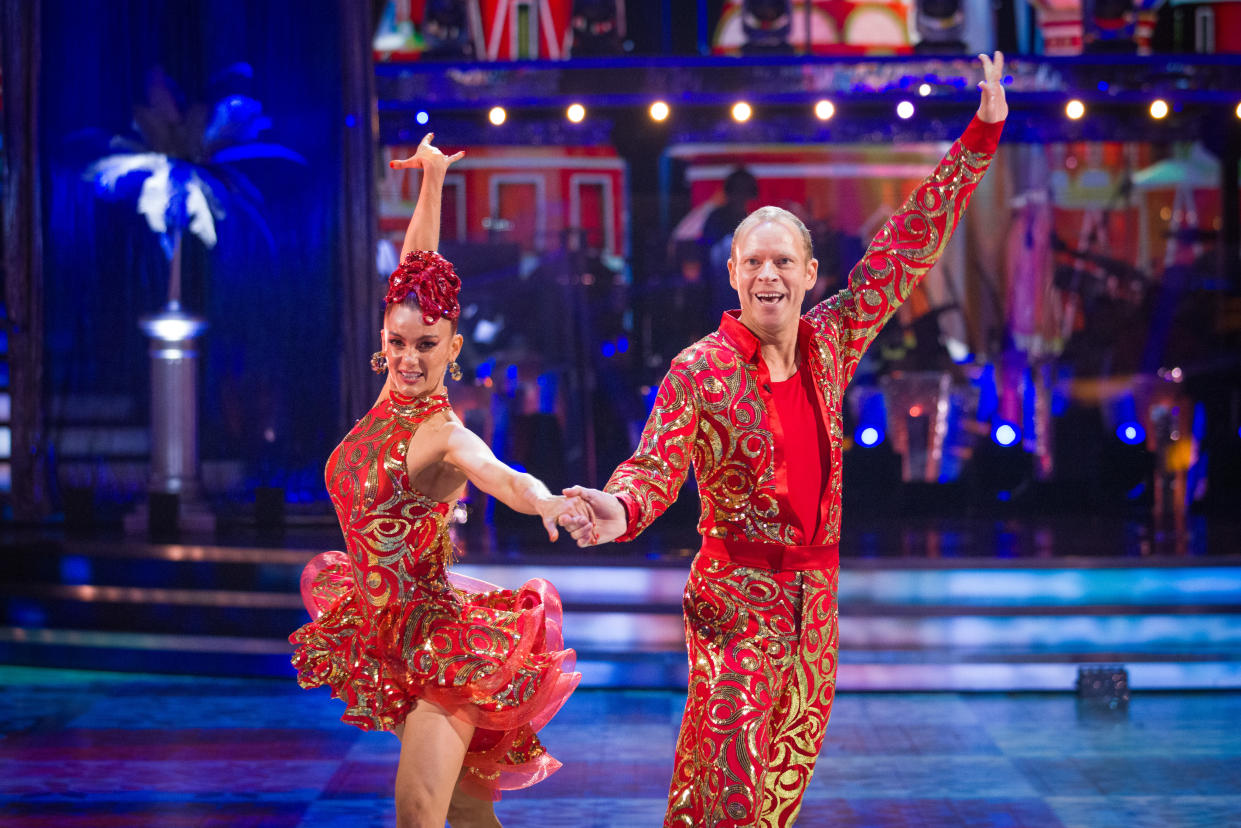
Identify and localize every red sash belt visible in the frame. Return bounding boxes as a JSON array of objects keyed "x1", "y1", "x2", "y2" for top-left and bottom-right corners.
[{"x1": 699, "y1": 537, "x2": 839, "y2": 572}]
